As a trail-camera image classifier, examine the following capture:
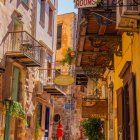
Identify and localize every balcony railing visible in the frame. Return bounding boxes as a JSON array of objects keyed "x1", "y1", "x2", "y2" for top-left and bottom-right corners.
[
  {"x1": 5, "y1": 31, "x2": 42, "y2": 67},
  {"x1": 40, "y1": 69, "x2": 67, "y2": 95}
]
